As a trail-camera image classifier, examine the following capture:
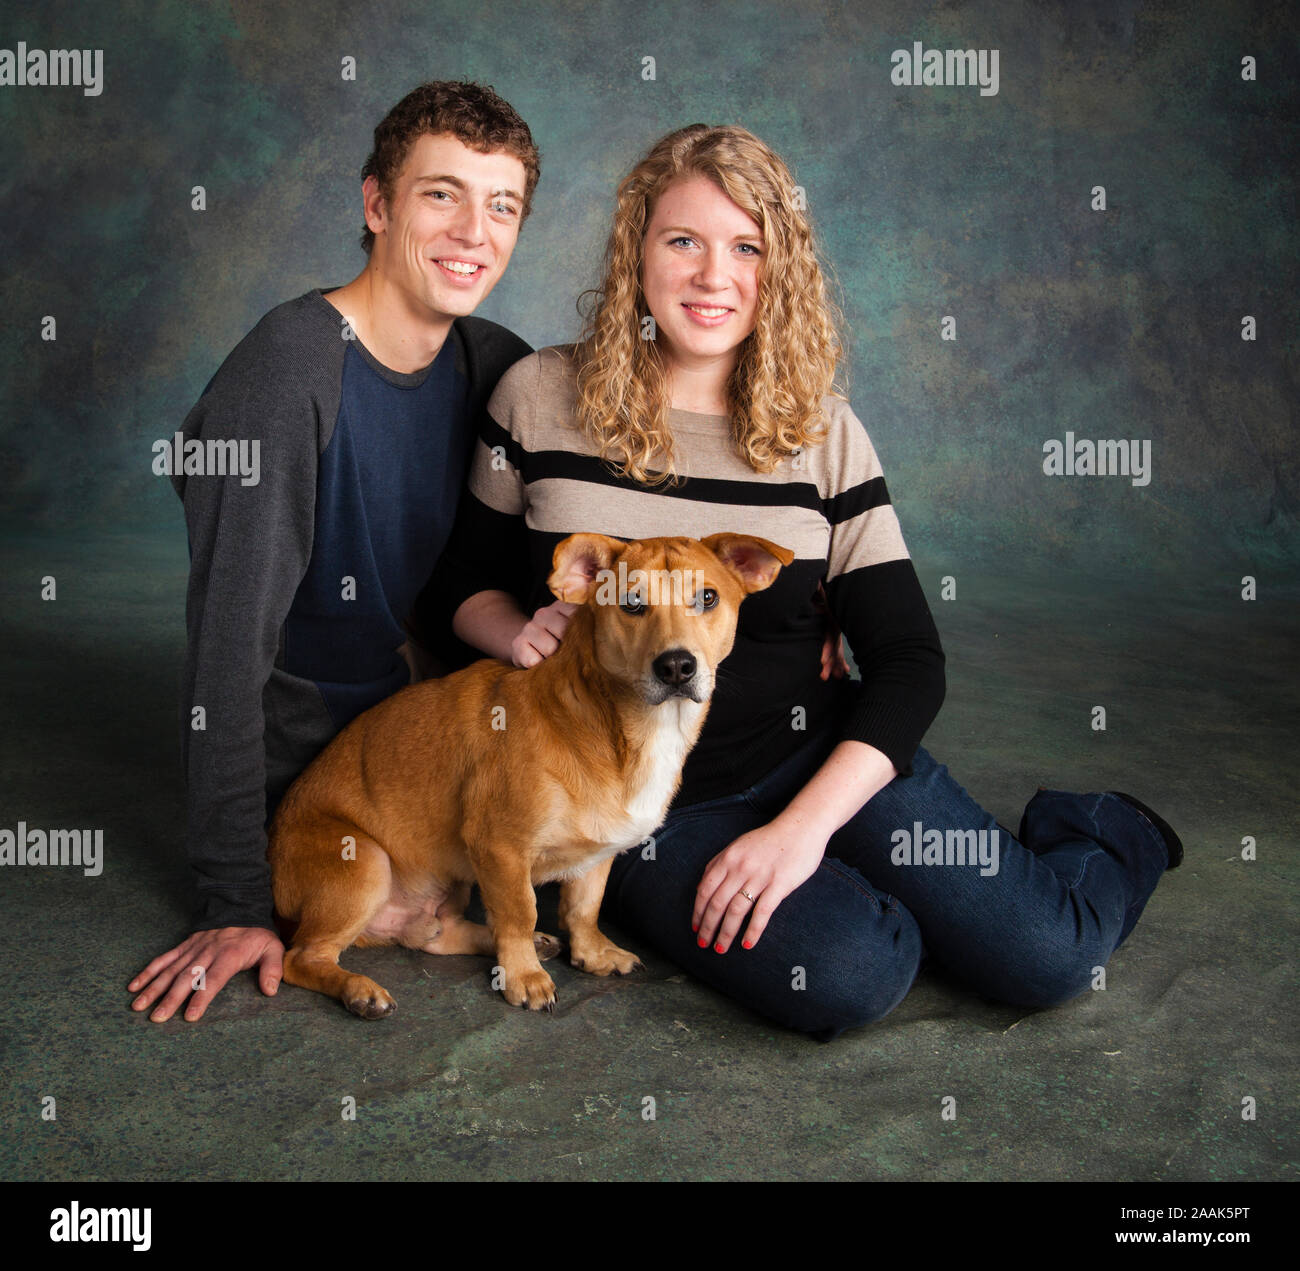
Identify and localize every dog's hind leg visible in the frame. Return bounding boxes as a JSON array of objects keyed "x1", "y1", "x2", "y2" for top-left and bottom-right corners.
[
  {"x1": 403, "y1": 881, "x2": 563, "y2": 962},
  {"x1": 281, "y1": 829, "x2": 399, "y2": 1019}
]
